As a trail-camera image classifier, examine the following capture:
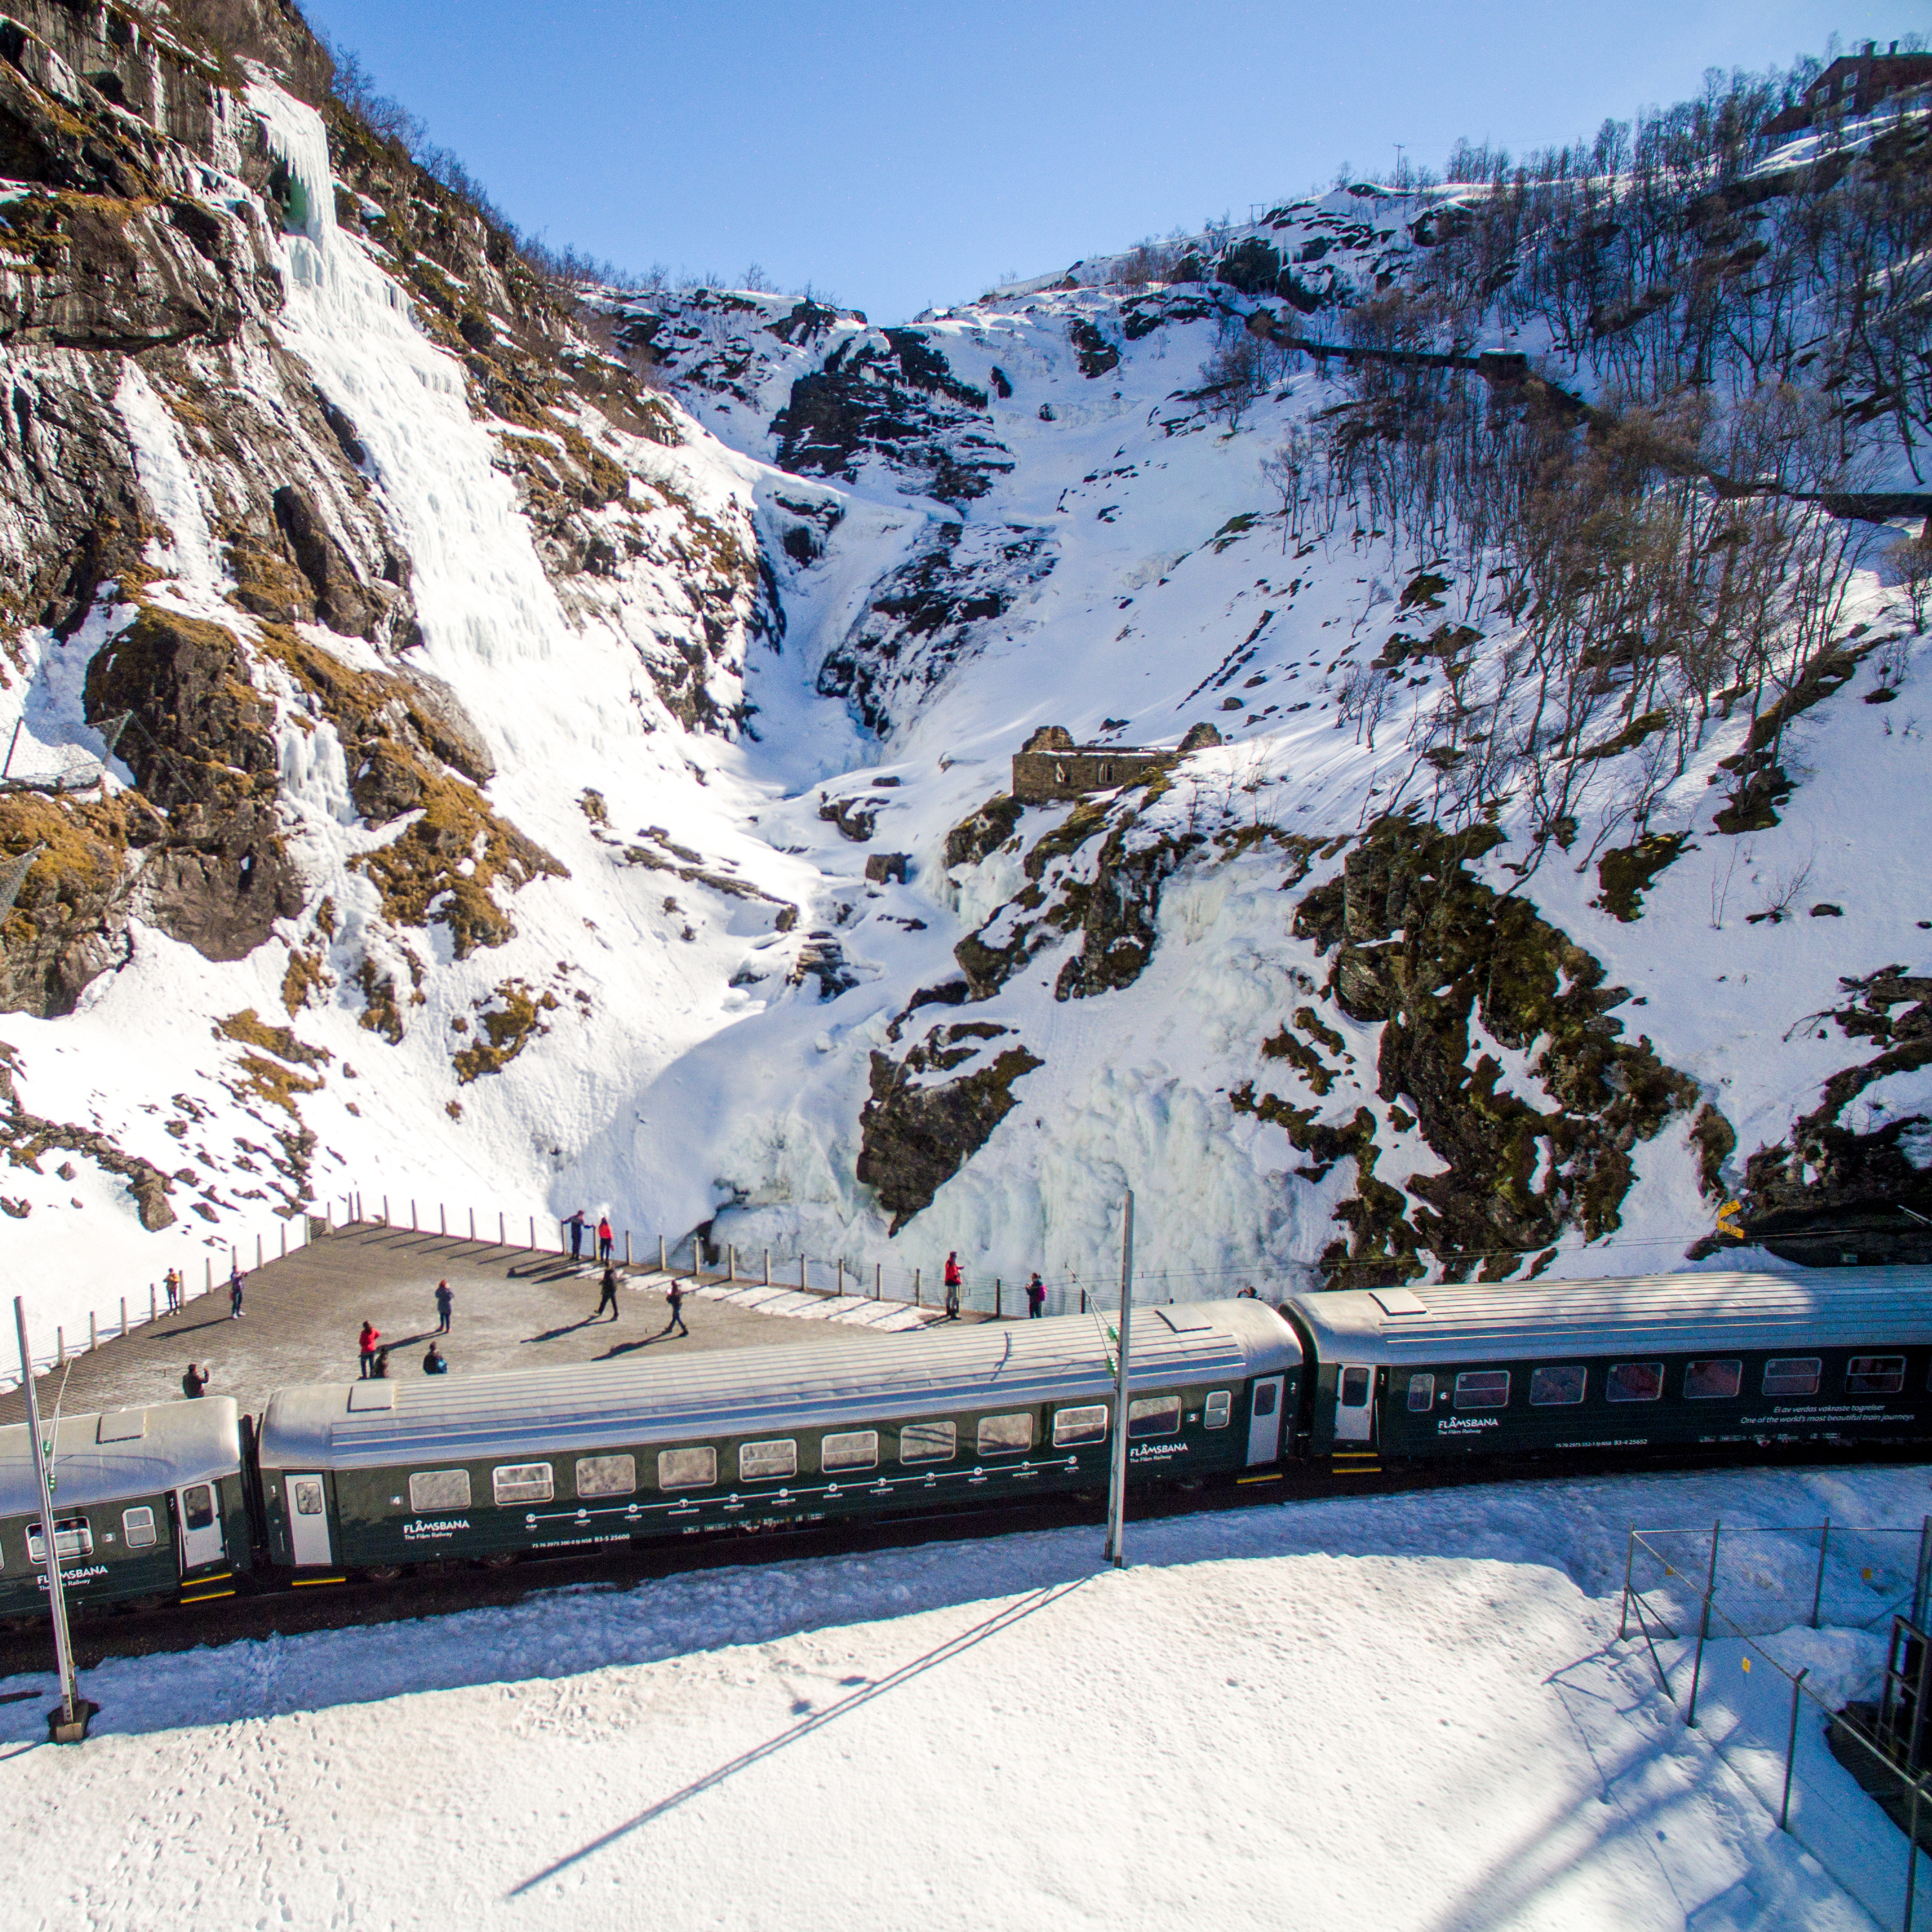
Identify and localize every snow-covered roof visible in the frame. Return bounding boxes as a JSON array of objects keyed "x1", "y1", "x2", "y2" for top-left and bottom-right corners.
[
  {"x1": 1286, "y1": 1269, "x2": 1932, "y2": 1365},
  {"x1": 0, "y1": 1398, "x2": 244, "y2": 1519},
  {"x1": 258, "y1": 1301, "x2": 1301, "y2": 1468}
]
